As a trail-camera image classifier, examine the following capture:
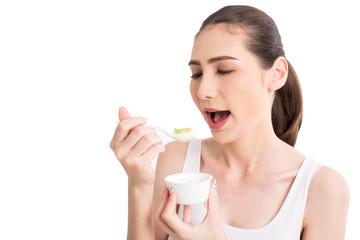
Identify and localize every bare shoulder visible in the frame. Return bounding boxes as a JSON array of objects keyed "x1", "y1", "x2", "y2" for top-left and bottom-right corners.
[
  {"x1": 302, "y1": 165, "x2": 350, "y2": 239},
  {"x1": 308, "y1": 166, "x2": 350, "y2": 203}
]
